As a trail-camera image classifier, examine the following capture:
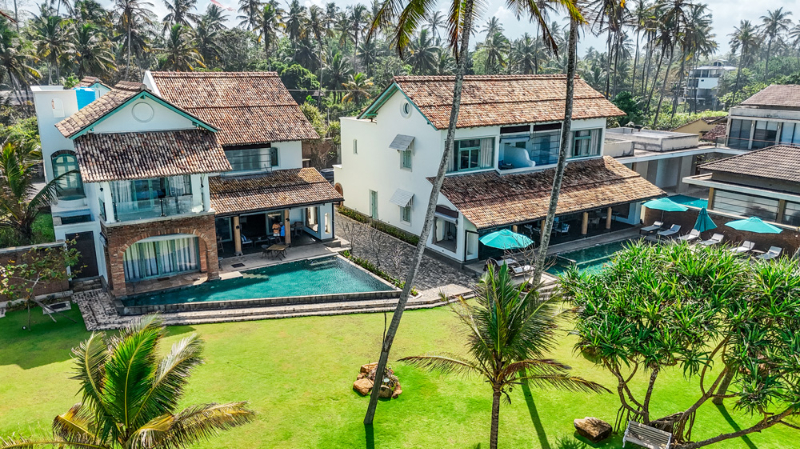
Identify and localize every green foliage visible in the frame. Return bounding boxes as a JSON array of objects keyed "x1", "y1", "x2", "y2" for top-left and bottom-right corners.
[
  {"x1": 337, "y1": 206, "x2": 419, "y2": 246},
  {"x1": 341, "y1": 250, "x2": 417, "y2": 295},
  {"x1": 611, "y1": 91, "x2": 644, "y2": 125},
  {"x1": 300, "y1": 102, "x2": 327, "y2": 138},
  {"x1": 651, "y1": 110, "x2": 728, "y2": 131},
  {"x1": 279, "y1": 64, "x2": 320, "y2": 104},
  {"x1": 62, "y1": 74, "x2": 80, "y2": 88}
]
